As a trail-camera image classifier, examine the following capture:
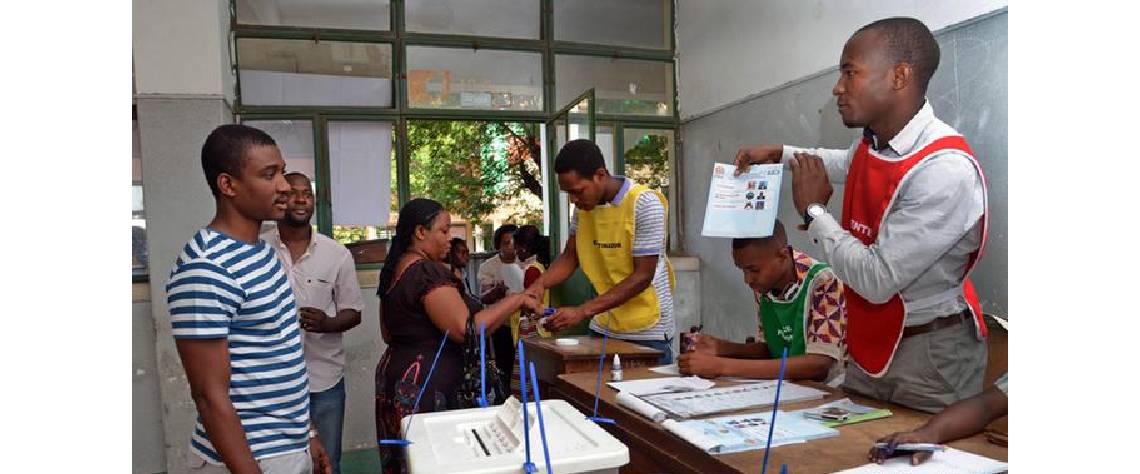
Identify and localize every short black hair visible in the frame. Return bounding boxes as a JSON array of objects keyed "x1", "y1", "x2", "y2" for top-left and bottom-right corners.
[
  {"x1": 284, "y1": 172, "x2": 311, "y2": 187},
  {"x1": 856, "y1": 17, "x2": 940, "y2": 93},
  {"x1": 554, "y1": 139, "x2": 607, "y2": 179},
  {"x1": 492, "y1": 224, "x2": 518, "y2": 250},
  {"x1": 731, "y1": 219, "x2": 787, "y2": 253},
  {"x1": 200, "y1": 124, "x2": 277, "y2": 197}
]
